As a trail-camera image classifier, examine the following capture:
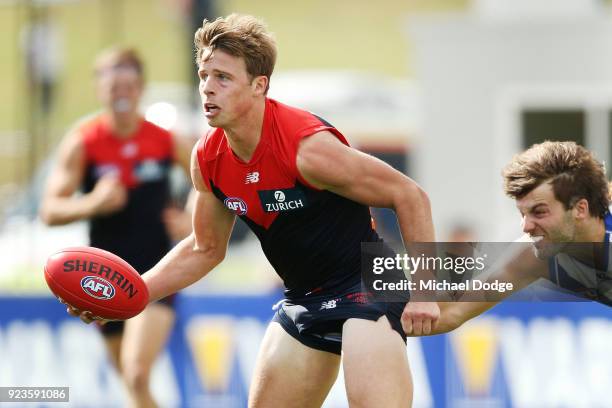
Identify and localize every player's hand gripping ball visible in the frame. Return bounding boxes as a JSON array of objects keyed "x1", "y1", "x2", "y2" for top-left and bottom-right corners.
[{"x1": 44, "y1": 247, "x2": 149, "y2": 320}]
